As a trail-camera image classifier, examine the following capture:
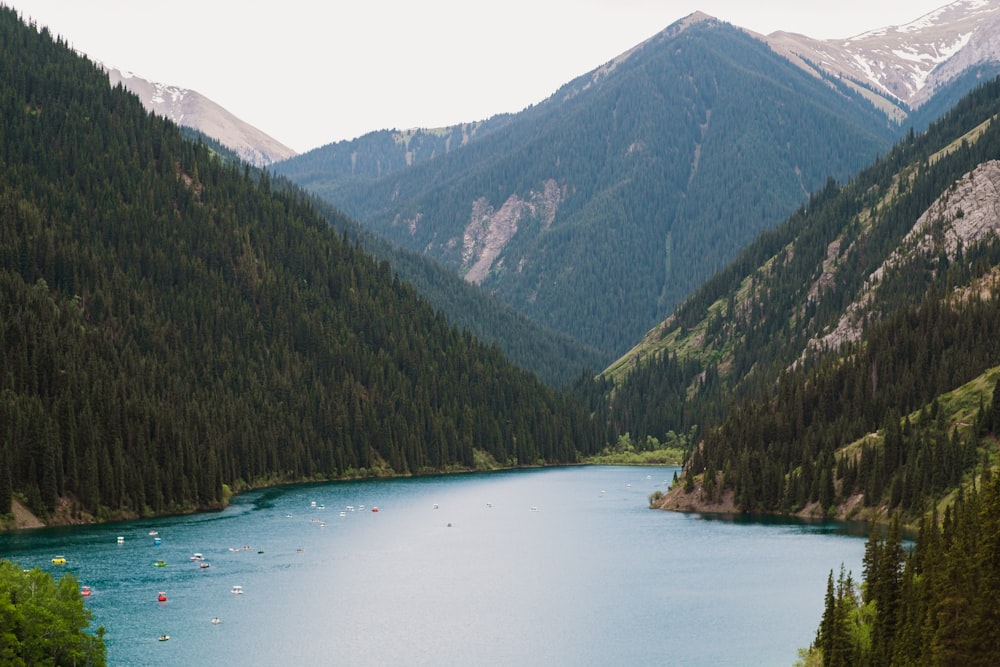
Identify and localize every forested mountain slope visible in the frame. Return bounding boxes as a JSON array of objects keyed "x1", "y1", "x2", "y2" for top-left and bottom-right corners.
[
  {"x1": 600, "y1": 75, "x2": 1000, "y2": 520},
  {"x1": 300, "y1": 195, "x2": 607, "y2": 387},
  {"x1": 274, "y1": 15, "x2": 897, "y2": 357},
  {"x1": 0, "y1": 9, "x2": 604, "y2": 525}
]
